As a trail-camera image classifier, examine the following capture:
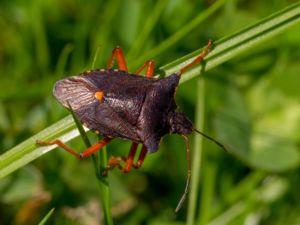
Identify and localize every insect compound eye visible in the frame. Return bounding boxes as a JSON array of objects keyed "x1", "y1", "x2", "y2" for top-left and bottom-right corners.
[{"x1": 169, "y1": 112, "x2": 193, "y2": 135}]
